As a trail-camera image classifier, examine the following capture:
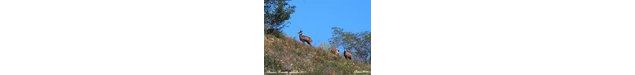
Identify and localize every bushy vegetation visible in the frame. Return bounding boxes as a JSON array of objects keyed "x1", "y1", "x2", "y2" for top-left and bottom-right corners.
[
  {"x1": 264, "y1": 34, "x2": 370, "y2": 74},
  {"x1": 264, "y1": 0, "x2": 295, "y2": 37},
  {"x1": 331, "y1": 27, "x2": 372, "y2": 63}
]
